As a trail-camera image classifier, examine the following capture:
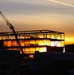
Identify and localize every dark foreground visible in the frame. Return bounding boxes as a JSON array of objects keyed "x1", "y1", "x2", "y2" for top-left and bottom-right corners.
[
  {"x1": 21, "y1": 52, "x2": 74, "y2": 75},
  {"x1": 0, "y1": 50, "x2": 74, "y2": 75}
]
